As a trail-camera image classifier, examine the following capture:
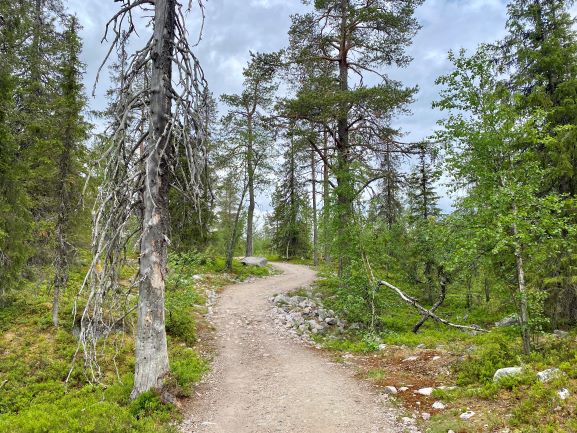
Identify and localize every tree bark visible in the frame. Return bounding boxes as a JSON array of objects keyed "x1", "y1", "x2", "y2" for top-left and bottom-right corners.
[{"x1": 131, "y1": 0, "x2": 174, "y2": 399}]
